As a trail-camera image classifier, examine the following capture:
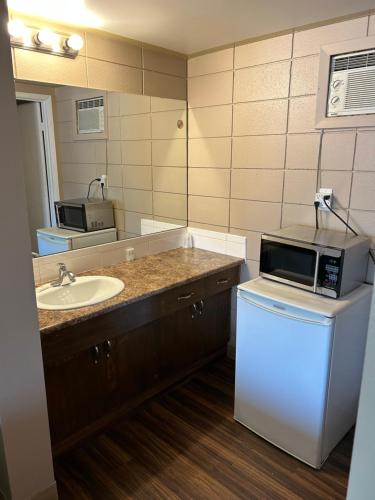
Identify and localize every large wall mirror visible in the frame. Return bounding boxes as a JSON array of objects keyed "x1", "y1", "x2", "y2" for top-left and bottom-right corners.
[{"x1": 15, "y1": 83, "x2": 187, "y2": 257}]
